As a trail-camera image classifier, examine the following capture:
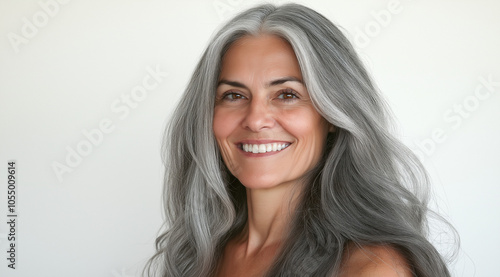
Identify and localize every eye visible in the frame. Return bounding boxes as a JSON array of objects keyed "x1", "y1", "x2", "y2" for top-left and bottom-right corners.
[
  {"x1": 221, "y1": 91, "x2": 247, "y2": 101},
  {"x1": 276, "y1": 89, "x2": 299, "y2": 101}
]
